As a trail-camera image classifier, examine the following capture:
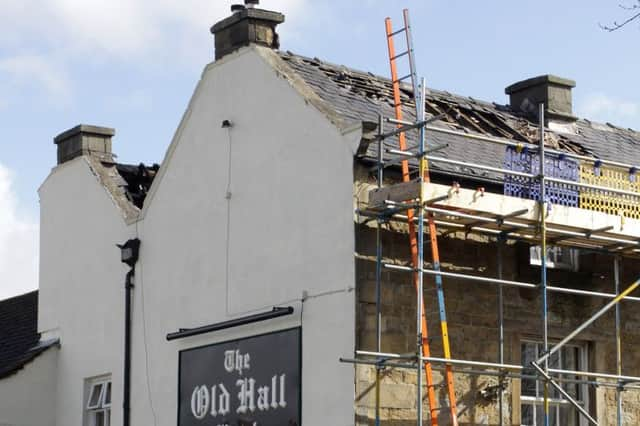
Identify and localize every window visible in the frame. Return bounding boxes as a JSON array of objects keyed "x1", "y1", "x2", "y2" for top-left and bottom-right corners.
[
  {"x1": 521, "y1": 341, "x2": 589, "y2": 426},
  {"x1": 530, "y1": 246, "x2": 579, "y2": 271},
  {"x1": 86, "y1": 378, "x2": 111, "y2": 426}
]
